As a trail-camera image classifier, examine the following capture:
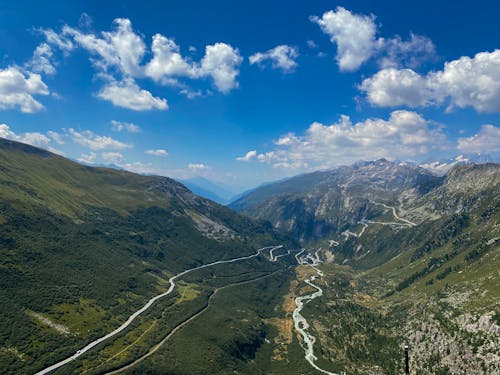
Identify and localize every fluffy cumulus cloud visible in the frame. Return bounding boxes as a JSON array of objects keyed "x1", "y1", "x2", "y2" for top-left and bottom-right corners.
[
  {"x1": 145, "y1": 37, "x2": 242, "y2": 92},
  {"x1": 311, "y1": 7, "x2": 435, "y2": 71},
  {"x1": 63, "y1": 18, "x2": 146, "y2": 77},
  {"x1": 145, "y1": 34, "x2": 195, "y2": 83},
  {"x1": 457, "y1": 124, "x2": 500, "y2": 153},
  {"x1": 68, "y1": 128, "x2": 131, "y2": 150},
  {"x1": 360, "y1": 68, "x2": 431, "y2": 107},
  {"x1": 0, "y1": 67, "x2": 49, "y2": 113},
  {"x1": 198, "y1": 43, "x2": 243, "y2": 93},
  {"x1": 145, "y1": 149, "x2": 168, "y2": 157},
  {"x1": 249, "y1": 45, "x2": 299, "y2": 73},
  {"x1": 436, "y1": 50, "x2": 500, "y2": 112},
  {"x1": 237, "y1": 111, "x2": 448, "y2": 170},
  {"x1": 236, "y1": 150, "x2": 257, "y2": 161},
  {"x1": 52, "y1": 18, "x2": 243, "y2": 109},
  {"x1": 361, "y1": 50, "x2": 500, "y2": 113},
  {"x1": 311, "y1": 7, "x2": 378, "y2": 71},
  {"x1": 97, "y1": 79, "x2": 168, "y2": 111},
  {"x1": 111, "y1": 120, "x2": 141, "y2": 133}
]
